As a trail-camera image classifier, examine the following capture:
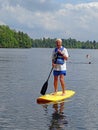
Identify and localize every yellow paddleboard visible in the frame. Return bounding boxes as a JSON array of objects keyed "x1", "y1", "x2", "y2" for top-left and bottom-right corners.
[{"x1": 37, "y1": 90, "x2": 75, "y2": 104}]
